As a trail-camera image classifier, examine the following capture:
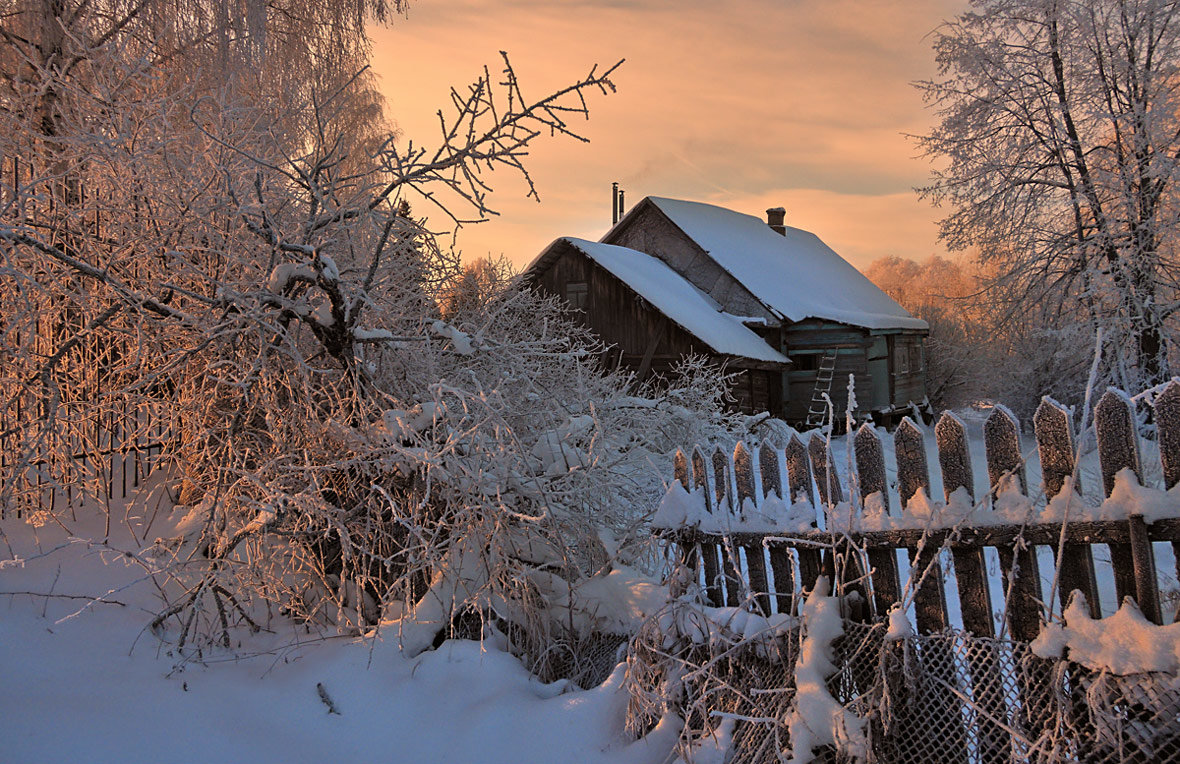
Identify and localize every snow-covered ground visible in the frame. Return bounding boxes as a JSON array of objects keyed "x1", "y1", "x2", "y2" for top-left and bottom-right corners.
[{"x1": 0, "y1": 509, "x2": 679, "y2": 764}]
